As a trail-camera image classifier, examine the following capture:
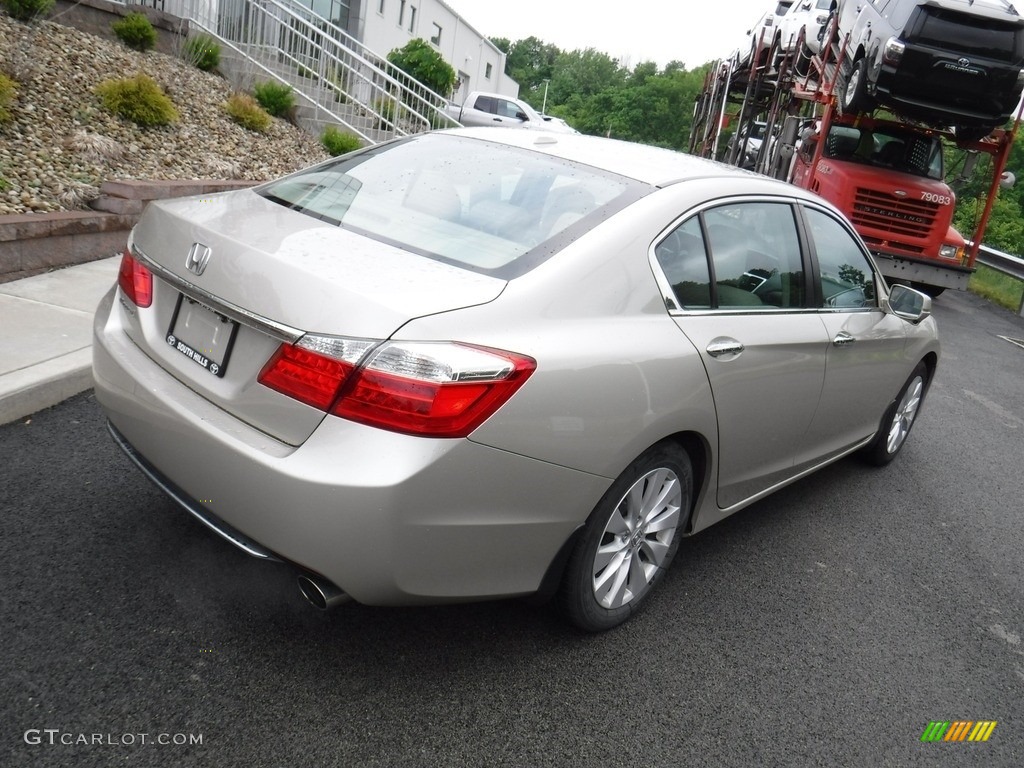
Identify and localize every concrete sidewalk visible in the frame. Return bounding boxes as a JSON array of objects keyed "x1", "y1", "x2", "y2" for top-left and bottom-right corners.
[{"x1": 0, "y1": 256, "x2": 120, "y2": 425}]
